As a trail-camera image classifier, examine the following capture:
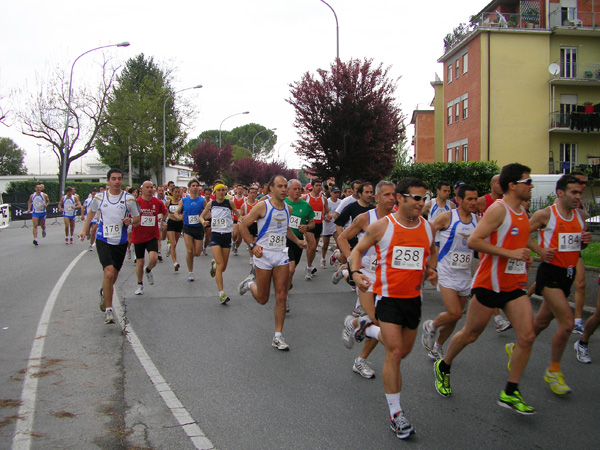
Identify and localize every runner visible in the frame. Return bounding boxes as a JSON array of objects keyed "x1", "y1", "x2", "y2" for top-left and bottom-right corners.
[
  {"x1": 240, "y1": 185, "x2": 260, "y2": 267},
  {"x1": 200, "y1": 183, "x2": 242, "y2": 304},
  {"x1": 304, "y1": 179, "x2": 331, "y2": 279},
  {"x1": 238, "y1": 175, "x2": 306, "y2": 350},
  {"x1": 421, "y1": 181, "x2": 456, "y2": 245},
  {"x1": 26, "y1": 183, "x2": 49, "y2": 246},
  {"x1": 340, "y1": 180, "x2": 397, "y2": 379},
  {"x1": 81, "y1": 188, "x2": 99, "y2": 251},
  {"x1": 165, "y1": 186, "x2": 183, "y2": 271},
  {"x1": 231, "y1": 184, "x2": 246, "y2": 256},
  {"x1": 574, "y1": 285, "x2": 600, "y2": 363},
  {"x1": 321, "y1": 186, "x2": 341, "y2": 269},
  {"x1": 513, "y1": 174, "x2": 589, "y2": 394},
  {"x1": 59, "y1": 186, "x2": 82, "y2": 244},
  {"x1": 174, "y1": 179, "x2": 205, "y2": 282},
  {"x1": 202, "y1": 186, "x2": 213, "y2": 255},
  {"x1": 433, "y1": 163, "x2": 537, "y2": 415},
  {"x1": 421, "y1": 184, "x2": 478, "y2": 361},
  {"x1": 156, "y1": 185, "x2": 168, "y2": 262},
  {"x1": 78, "y1": 168, "x2": 140, "y2": 324},
  {"x1": 348, "y1": 177, "x2": 436, "y2": 439},
  {"x1": 571, "y1": 172, "x2": 588, "y2": 335},
  {"x1": 130, "y1": 181, "x2": 167, "y2": 295}
]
